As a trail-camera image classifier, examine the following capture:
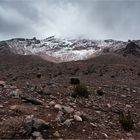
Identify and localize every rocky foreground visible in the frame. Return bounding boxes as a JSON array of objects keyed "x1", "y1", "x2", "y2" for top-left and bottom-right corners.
[{"x1": 0, "y1": 53, "x2": 140, "y2": 139}]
